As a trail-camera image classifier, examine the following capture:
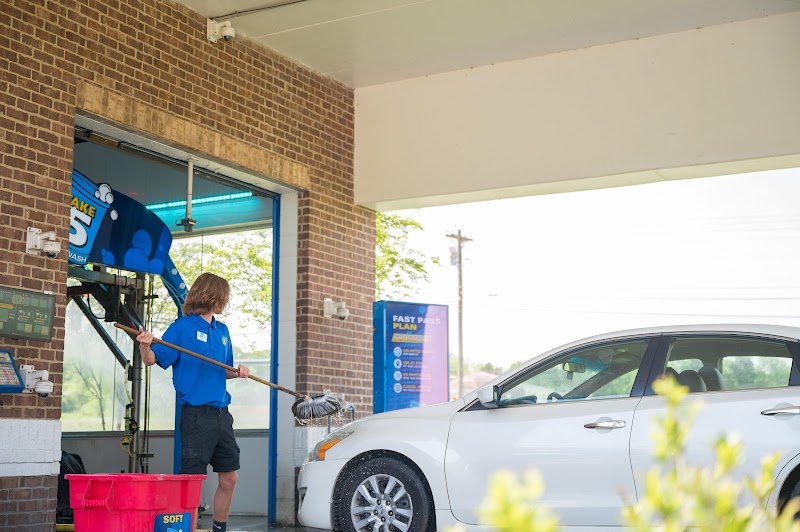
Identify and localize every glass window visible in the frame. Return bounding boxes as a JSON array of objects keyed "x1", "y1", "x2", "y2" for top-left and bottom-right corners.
[
  {"x1": 721, "y1": 355, "x2": 792, "y2": 390},
  {"x1": 62, "y1": 298, "x2": 135, "y2": 432},
  {"x1": 498, "y1": 339, "x2": 649, "y2": 406},
  {"x1": 62, "y1": 228, "x2": 274, "y2": 432},
  {"x1": 662, "y1": 336, "x2": 793, "y2": 393},
  {"x1": 666, "y1": 358, "x2": 702, "y2": 374},
  {"x1": 145, "y1": 229, "x2": 274, "y2": 430}
]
